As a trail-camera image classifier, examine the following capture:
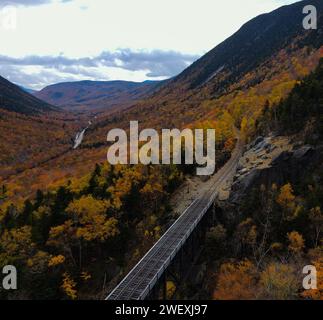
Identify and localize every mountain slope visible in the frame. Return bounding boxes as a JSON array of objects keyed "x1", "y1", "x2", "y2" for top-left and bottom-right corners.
[
  {"x1": 34, "y1": 80, "x2": 162, "y2": 110},
  {"x1": 260, "y1": 57, "x2": 323, "y2": 138},
  {"x1": 169, "y1": 0, "x2": 323, "y2": 91},
  {"x1": 207, "y1": 59, "x2": 323, "y2": 301},
  {"x1": 100, "y1": 0, "x2": 322, "y2": 131},
  {"x1": 0, "y1": 76, "x2": 57, "y2": 115},
  {"x1": 0, "y1": 77, "x2": 77, "y2": 182}
]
